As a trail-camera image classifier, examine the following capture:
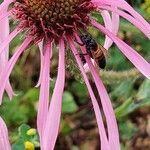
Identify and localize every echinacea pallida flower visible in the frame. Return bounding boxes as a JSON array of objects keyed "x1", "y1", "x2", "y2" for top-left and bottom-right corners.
[{"x1": 0, "y1": 0, "x2": 150, "y2": 149}]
